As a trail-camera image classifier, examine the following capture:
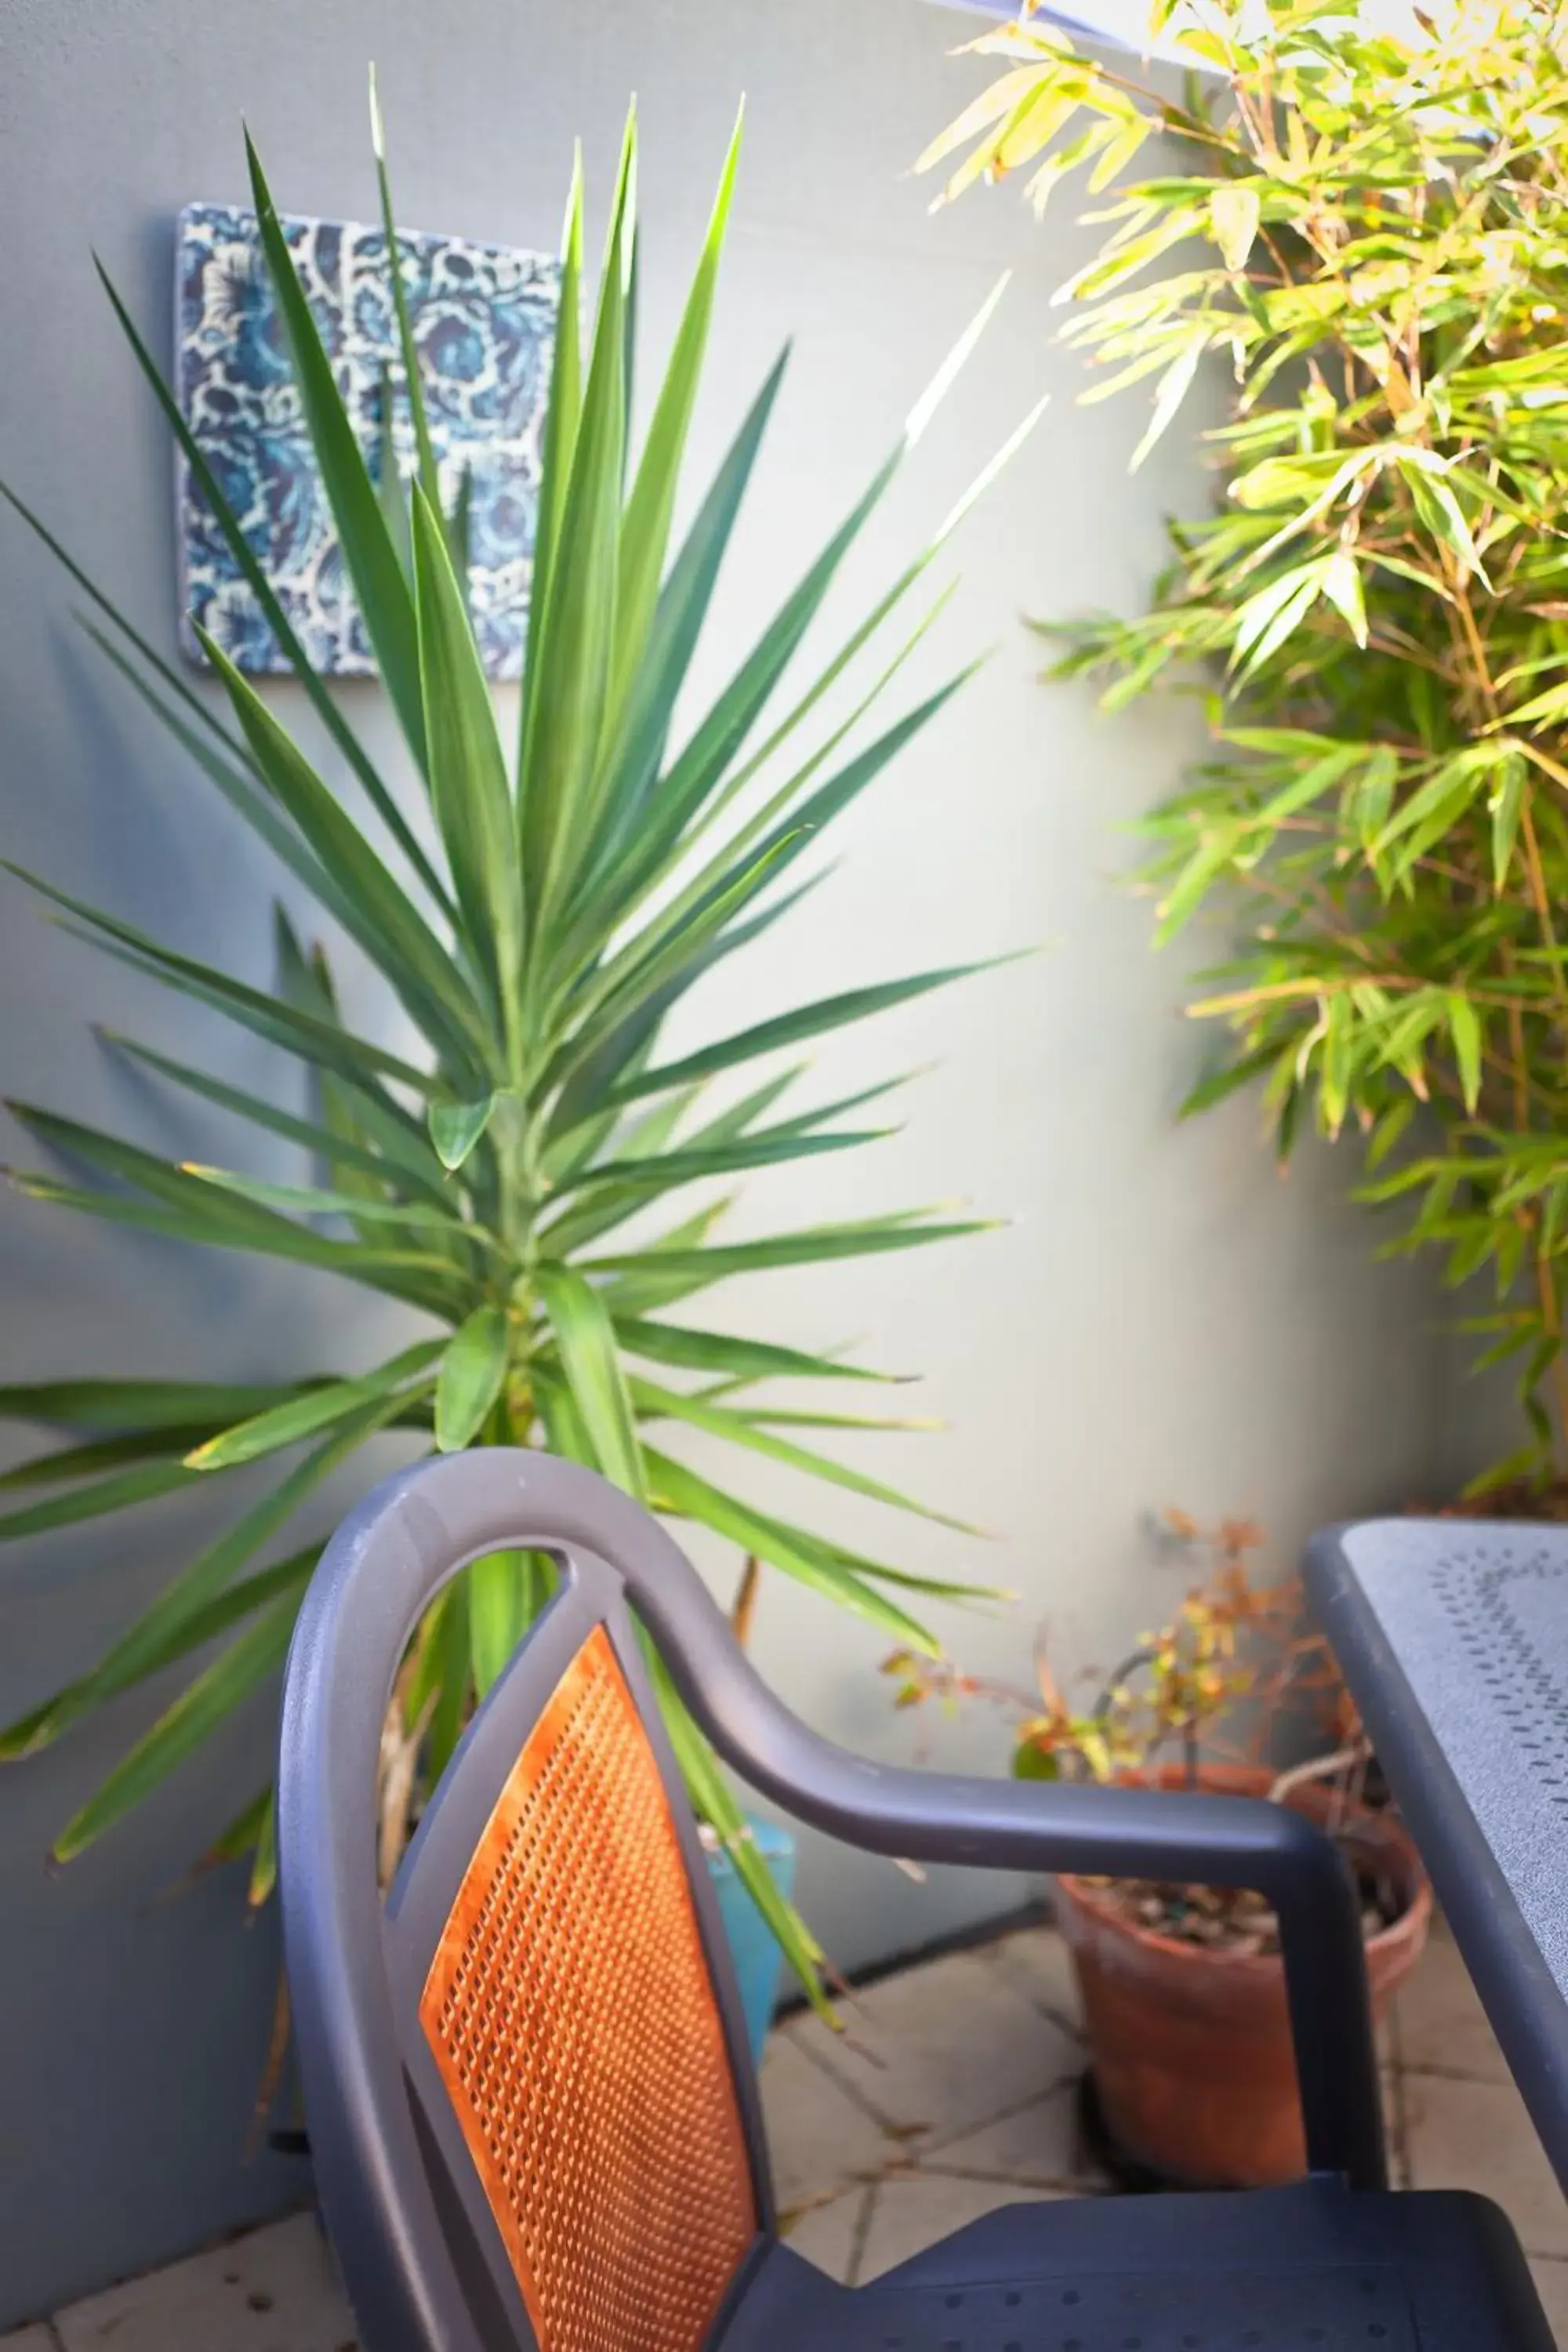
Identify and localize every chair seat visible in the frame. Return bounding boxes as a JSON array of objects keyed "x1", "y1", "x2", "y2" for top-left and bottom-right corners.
[{"x1": 725, "y1": 2178, "x2": 1555, "y2": 2351}]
